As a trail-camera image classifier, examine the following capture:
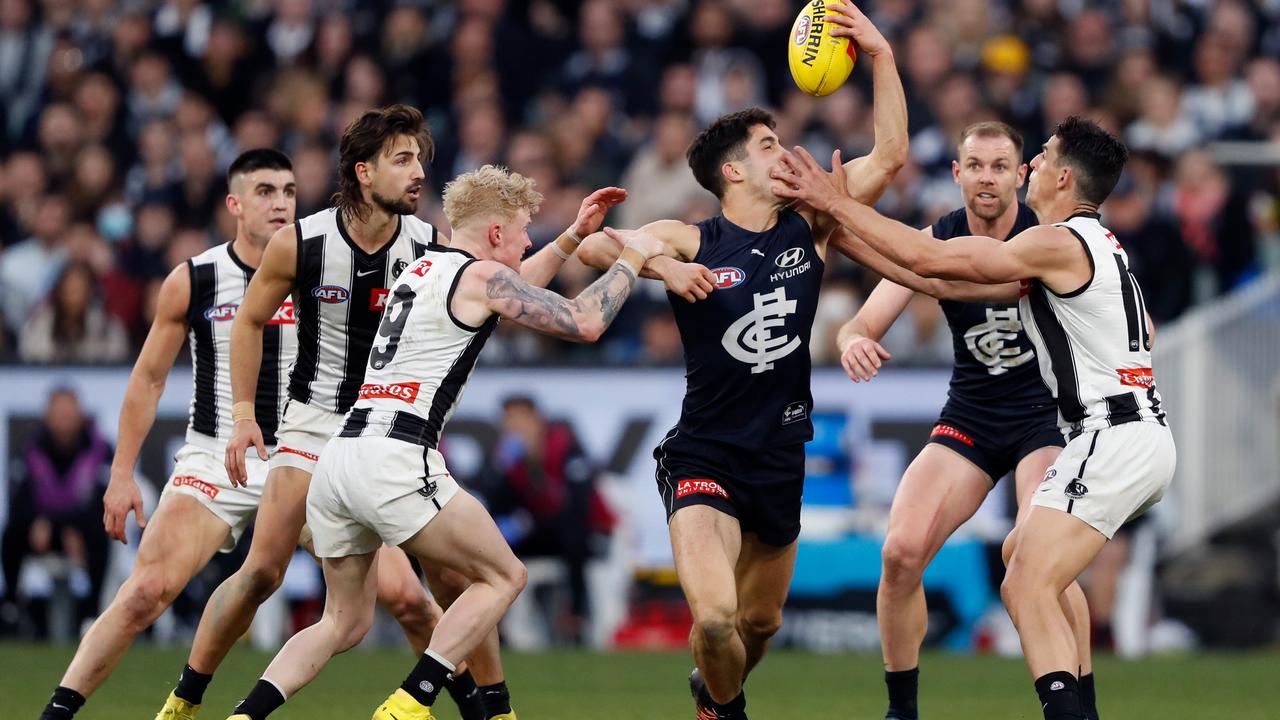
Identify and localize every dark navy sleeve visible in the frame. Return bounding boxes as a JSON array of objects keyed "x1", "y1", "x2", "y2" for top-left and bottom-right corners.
[{"x1": 930, "y1": 208, "x2": 969, "y2": 241}]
